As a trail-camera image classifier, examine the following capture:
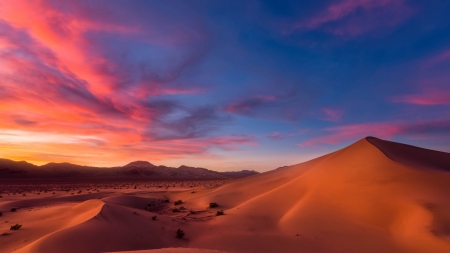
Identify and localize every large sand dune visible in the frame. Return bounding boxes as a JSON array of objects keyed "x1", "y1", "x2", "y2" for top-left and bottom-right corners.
[{"x1": 2, "y1": 137, "x2": 450, "y2": 253}]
